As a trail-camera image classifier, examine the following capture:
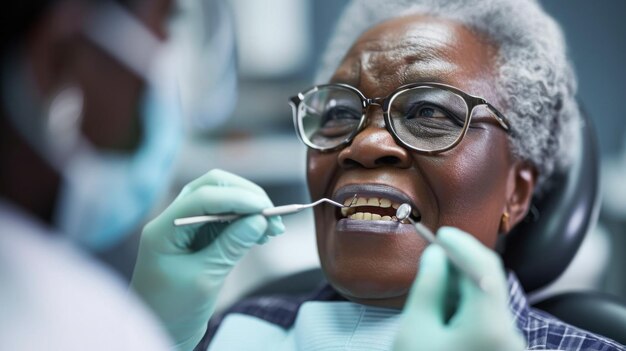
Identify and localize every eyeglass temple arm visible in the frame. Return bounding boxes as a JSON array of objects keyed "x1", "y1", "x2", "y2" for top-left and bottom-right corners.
[
  {"x1": 289, "y1": 95, "x2": 302, "y2": 107},
  {"x1": 484, "y1": 102, "x2": 511, "y2": 131},
  {"x1": 289, "y1": 94, "x2": 307, "y2": 145}
]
